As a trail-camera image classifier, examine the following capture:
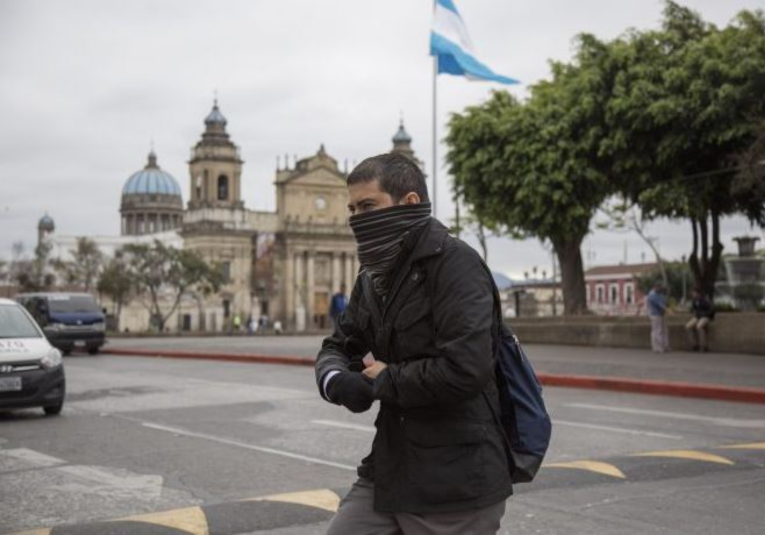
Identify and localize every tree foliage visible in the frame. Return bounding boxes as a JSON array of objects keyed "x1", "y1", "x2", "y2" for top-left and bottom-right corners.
[
  {"x1": 446, "y1": 36, "x2": 614, "y2": 314},
  {"x1": 447, "y1": 1, "x2": 765, "y2": 312},
  {"x1": 602, "y1": 2, "x2": 765, "y2": 298},
  {"x1": 121, "y1": 241, "x2": 224, "y2": 332},
  {"x1": 52, "y1": 237, "x2": 104, "y2": 291},
  {"x1": 97, "y1": 254, "x2": 133, "y2": 326}
]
